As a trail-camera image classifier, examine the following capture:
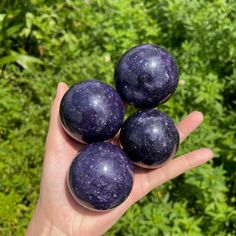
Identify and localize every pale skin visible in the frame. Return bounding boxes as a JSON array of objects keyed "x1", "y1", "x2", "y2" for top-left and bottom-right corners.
[{"x1": 26, "y1": 82, "x2": 213, "y2": 236}]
